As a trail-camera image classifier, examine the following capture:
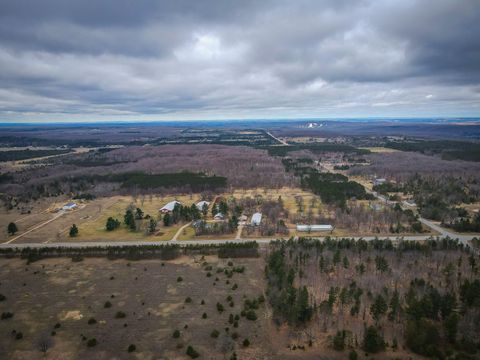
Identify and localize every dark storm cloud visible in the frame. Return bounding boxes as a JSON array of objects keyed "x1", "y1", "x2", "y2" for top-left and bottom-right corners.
[{"x1": 0, "y1": 0, "x2": 478, "y2": 121}]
